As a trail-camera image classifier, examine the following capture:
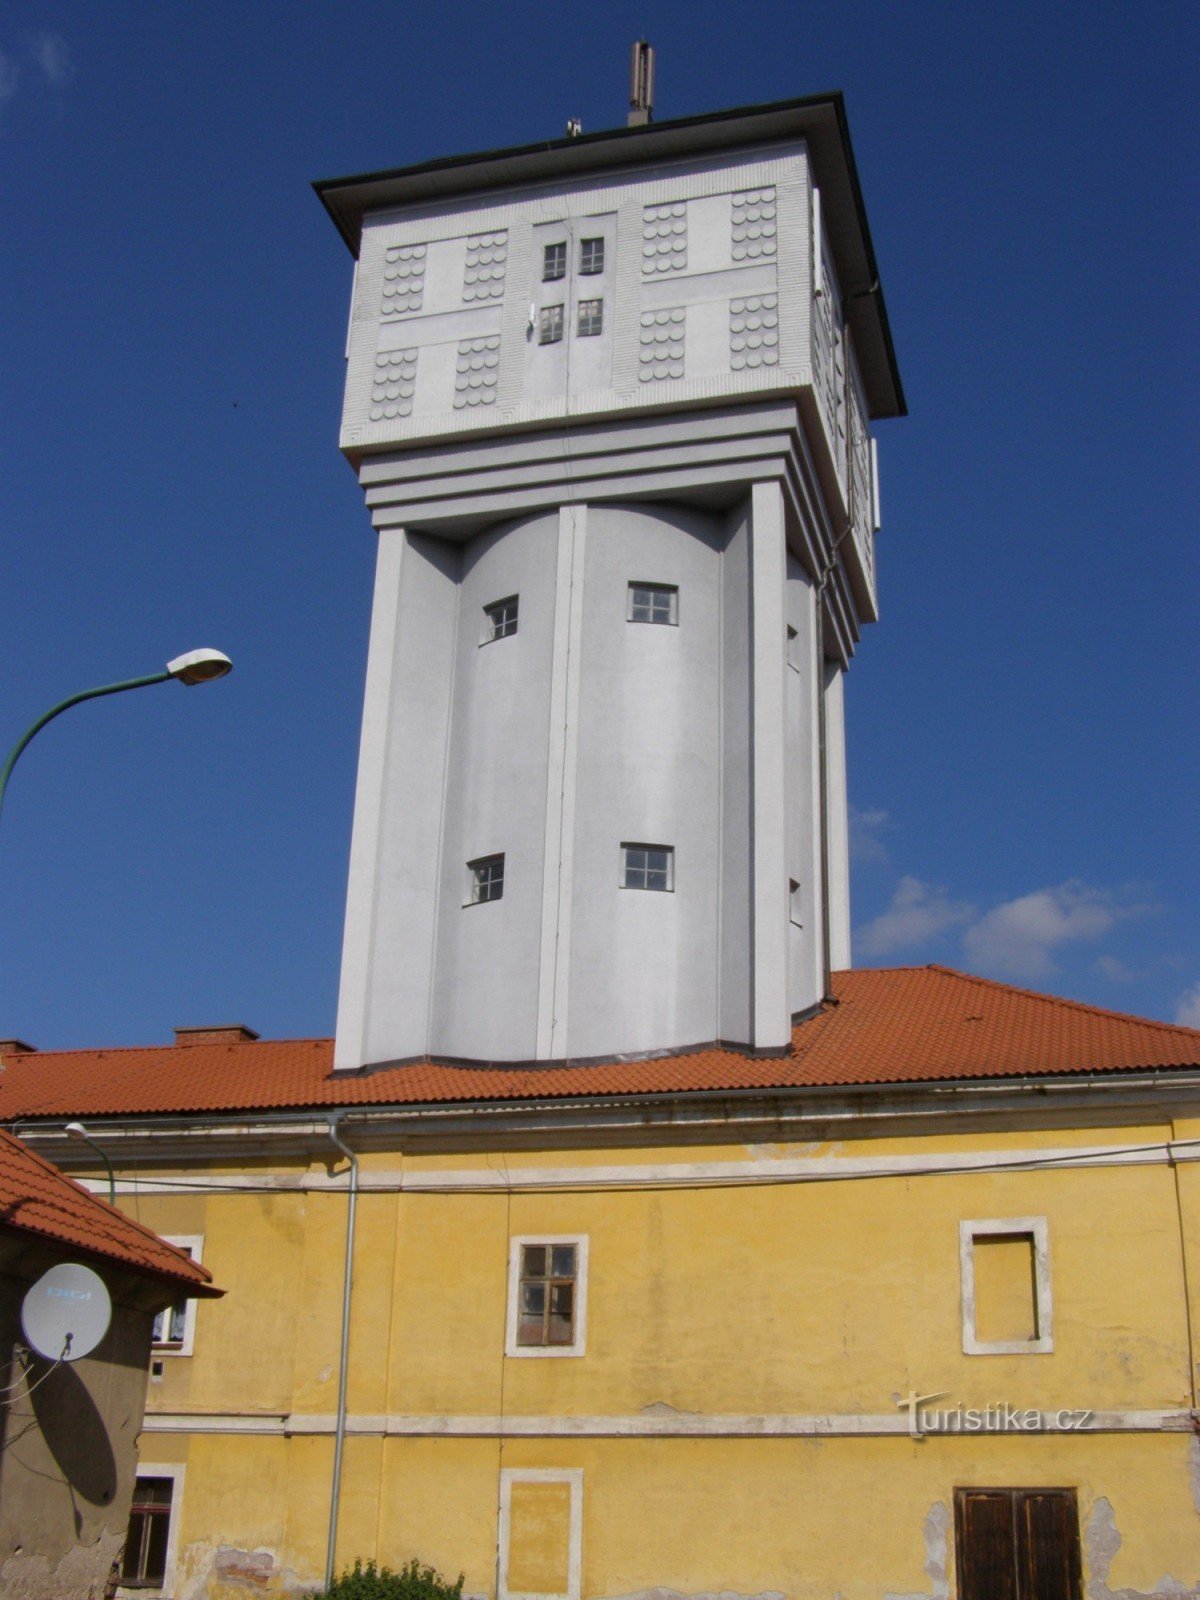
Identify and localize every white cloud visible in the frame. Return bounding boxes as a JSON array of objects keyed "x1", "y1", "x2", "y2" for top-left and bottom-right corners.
[
  {"x1": 849, "y1": 805, "x2": 890, "y2": 864},
  {"x1": 30, "y1": 32, "x2": 72, "y2": 86},
  {"x1": 1094, "y1": 953, "x2": 1135, "y2": 984},
  {"x1": 1175, "y1": 984, "x2": 1200, "y2": 1030},
  {"x1": 856, "y1": 875, "x2": 976, "y2": 959},
  {"x1": 964, "y1": 881, "x2": 1141, "y2": 983},
  {"x1": 0, "y1": 51, "x2": 19, "y2": 103}
]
